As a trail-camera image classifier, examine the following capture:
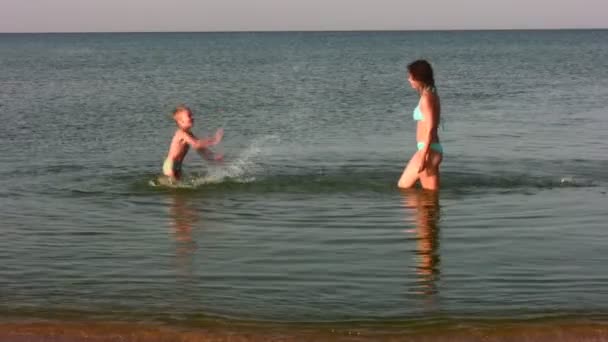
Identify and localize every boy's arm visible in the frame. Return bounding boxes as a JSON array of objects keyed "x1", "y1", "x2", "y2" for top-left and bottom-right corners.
[
  {"x1": 178, "y1": 130, "x2": 200, "y2": 147},
  {"x1": 181, "y1": 128, "x2": 224, "y2": 149},
  {"x1": 197, "y1": 147, "x2": 224, "y2": 162}
]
